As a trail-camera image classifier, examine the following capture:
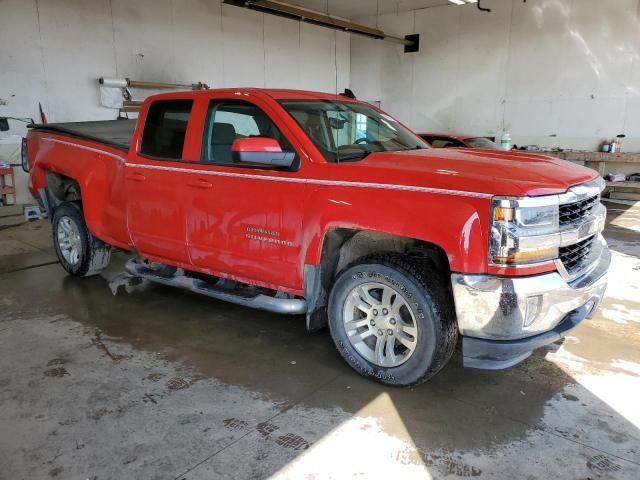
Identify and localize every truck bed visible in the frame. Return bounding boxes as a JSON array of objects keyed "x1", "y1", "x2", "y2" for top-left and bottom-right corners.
[{"x1": 30, "y1": 119, "x2": 136, "y2": 151}]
